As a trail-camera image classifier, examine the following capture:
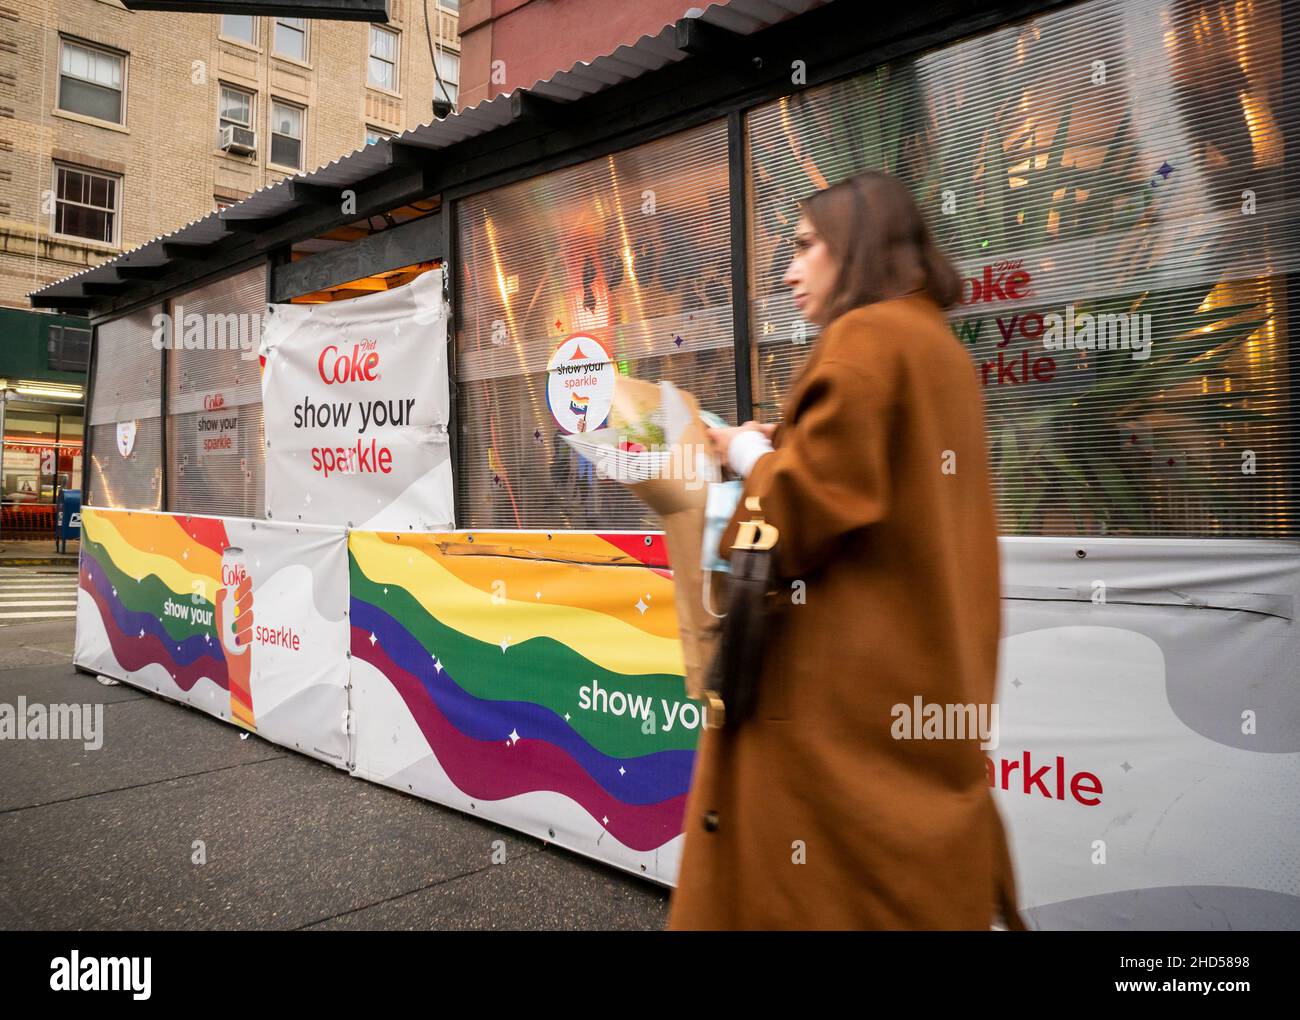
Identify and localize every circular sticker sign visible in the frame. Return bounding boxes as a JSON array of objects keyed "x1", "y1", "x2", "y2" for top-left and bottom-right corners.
[{"x1": 546, "y1": 333, "x2": 616, "y2": 435}]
